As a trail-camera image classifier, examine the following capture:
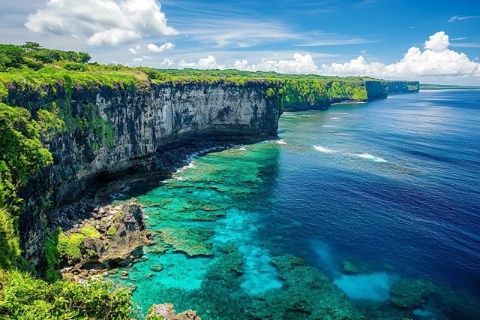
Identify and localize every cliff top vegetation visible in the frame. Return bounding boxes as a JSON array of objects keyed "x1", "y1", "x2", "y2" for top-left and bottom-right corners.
[{"x1": 0, "y1": 42, "x2": 380, "y2": 99}]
